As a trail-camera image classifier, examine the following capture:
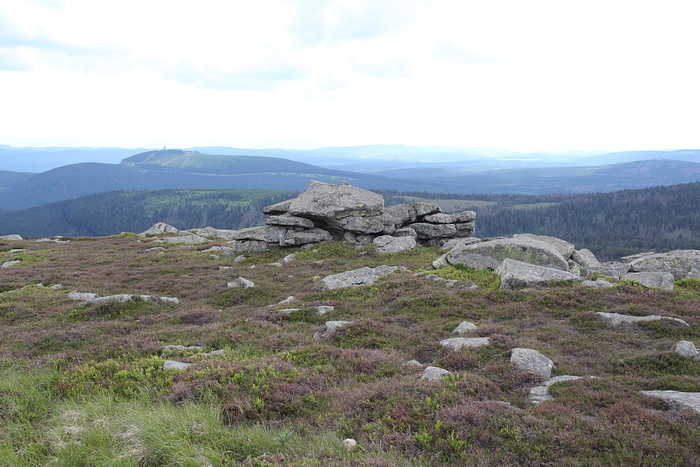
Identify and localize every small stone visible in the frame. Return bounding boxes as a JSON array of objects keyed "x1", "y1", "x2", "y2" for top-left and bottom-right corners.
[
  {"x1": 453, "y1": 321, "x2": 478, "y2": 334},
  {"x1": 675, "y1": 340, "x2": 700, "y2": 359},
  {"x1": 511, "y1": 348, "x2": 554, "y2": 379},
  {"x1": 343, "y1": 438, "x2": 358, "y2": 450},
  {"x1": 440, "y1": 337, "x2": 490, "y2": 350},
  {"x1": 163, "y1": 360, "x2": 194, "y2": 370},
  {"x1": 227, "y1": 277, "x2": 256, "y2": 288},
  {"x1": 421, "y1": 366, "x2": 451, "y2": 381},
  {"x1": 316, "y1": 305, "x2": 334, "y2": 315}
]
